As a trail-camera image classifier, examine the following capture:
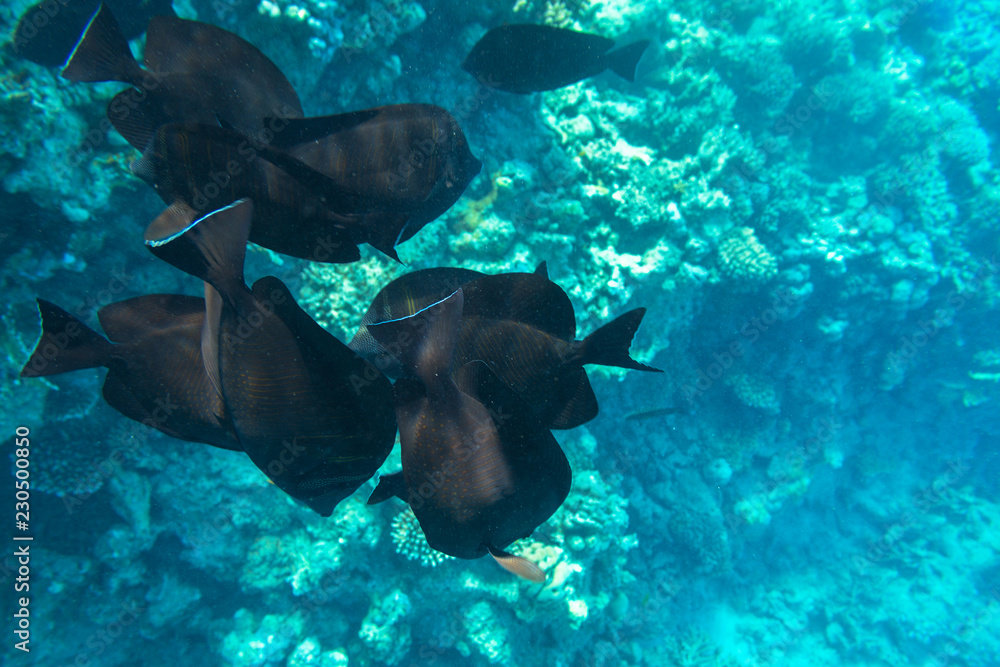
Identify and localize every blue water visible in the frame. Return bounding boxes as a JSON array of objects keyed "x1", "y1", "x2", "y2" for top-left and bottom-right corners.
[{"x1": 1, "y1": 0, "x2": 999, "y2": 665}]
